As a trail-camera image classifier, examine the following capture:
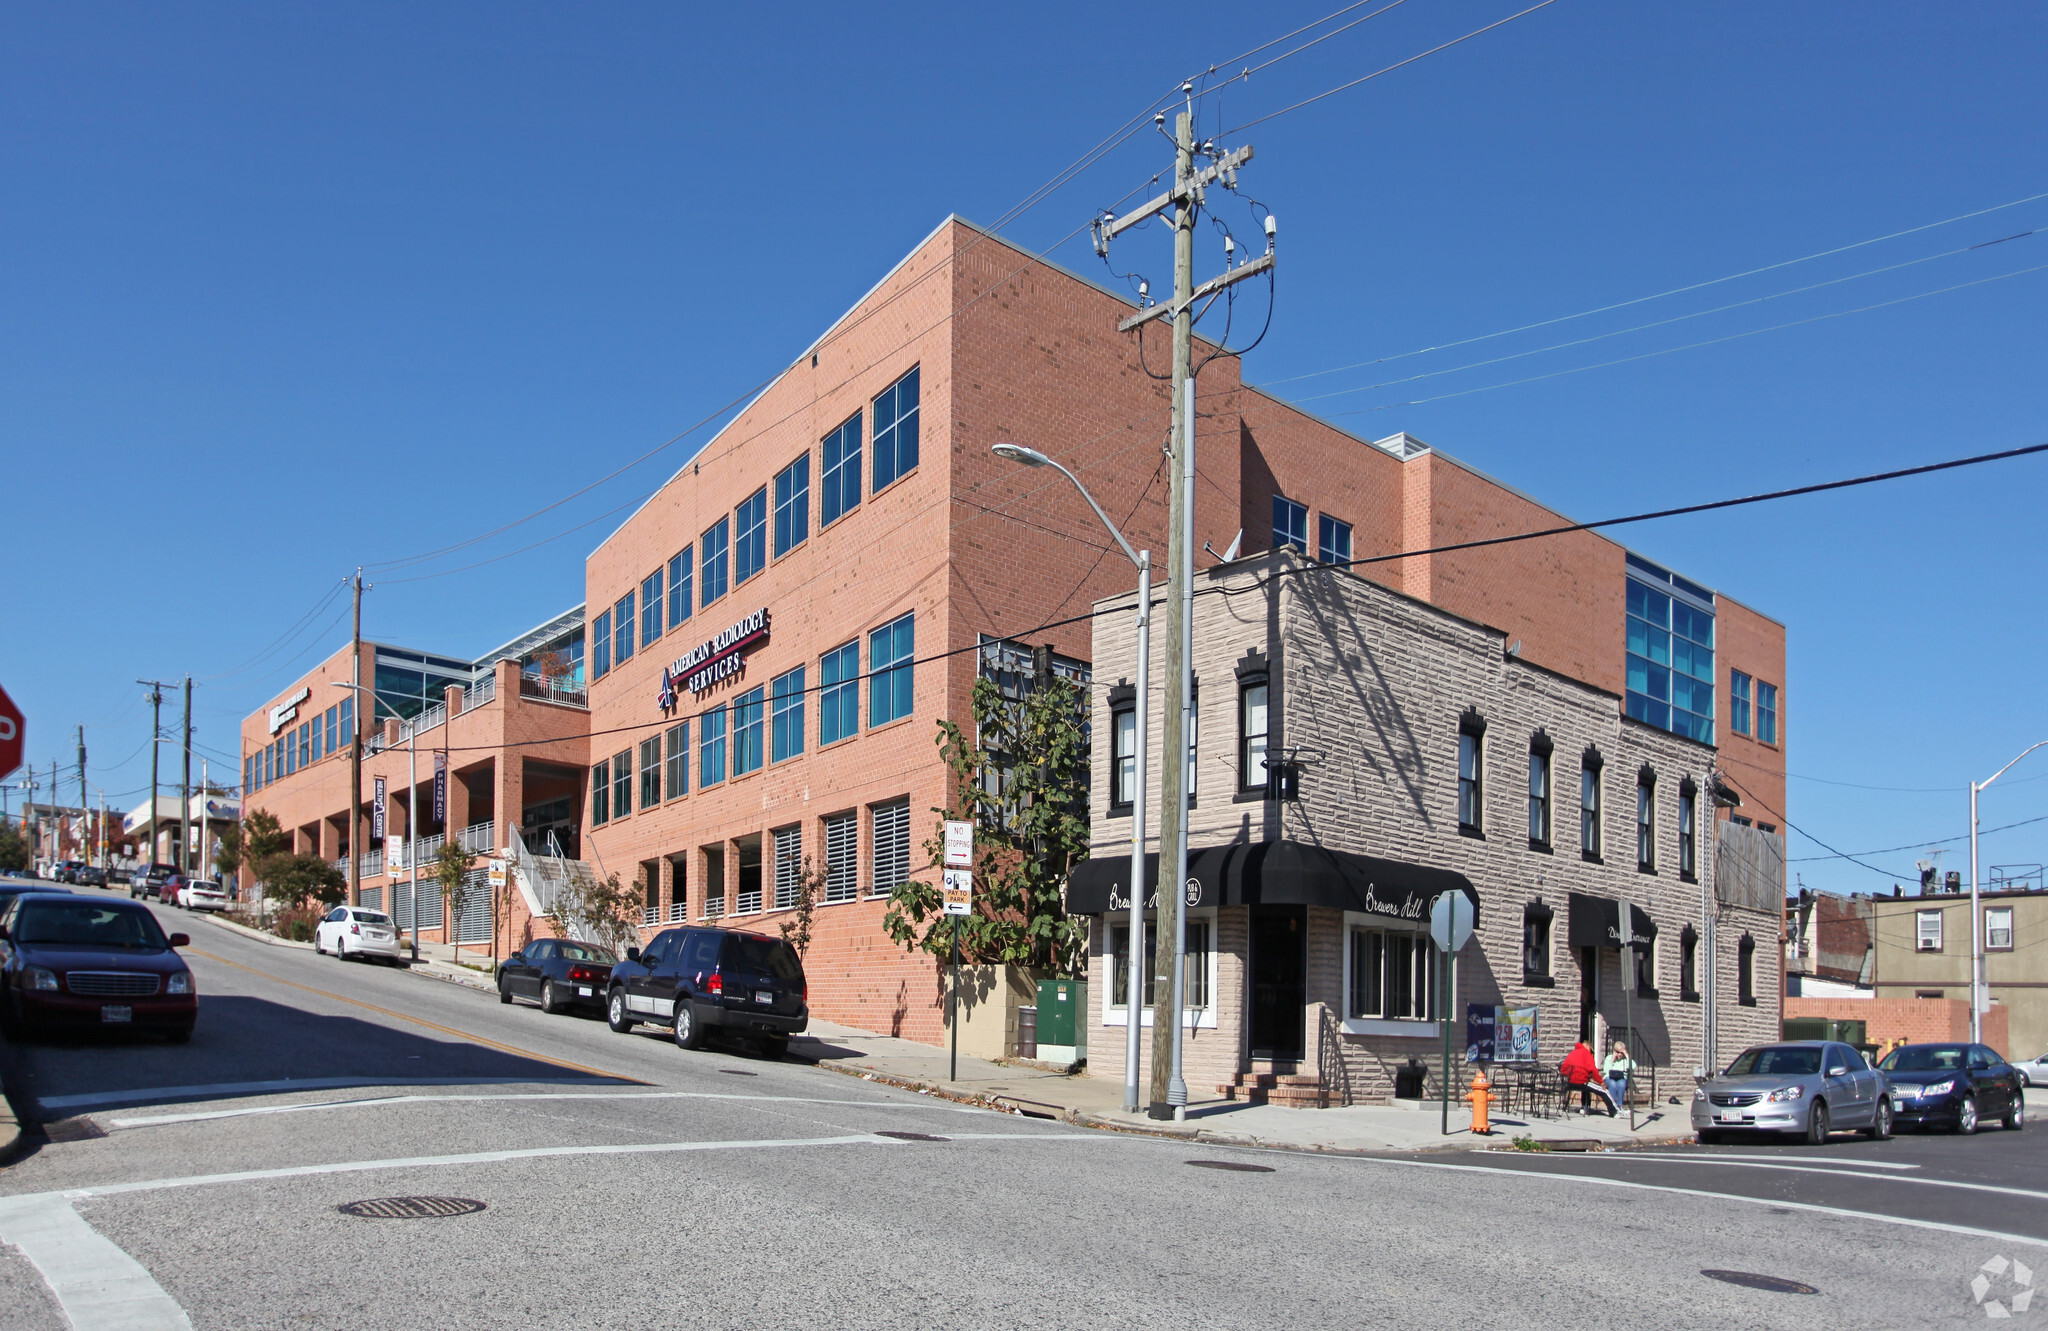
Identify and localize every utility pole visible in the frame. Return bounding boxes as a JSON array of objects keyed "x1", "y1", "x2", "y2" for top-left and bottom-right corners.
[
  {"x1": 349, "y1": 570, "x2": 365, "y2": 908},
  {"x1": 75, "y1": 725, "x2": 87, "y2": 815},
  {"x1": 139, "y1": 679, "x2": 167, "y2": 867},
  {"x1": 1101, "y1": 86, "x2": 1271, "y2": 1120},
  {"x1": 180, "y1": 677, "x2": 192, "y2": 874}
]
